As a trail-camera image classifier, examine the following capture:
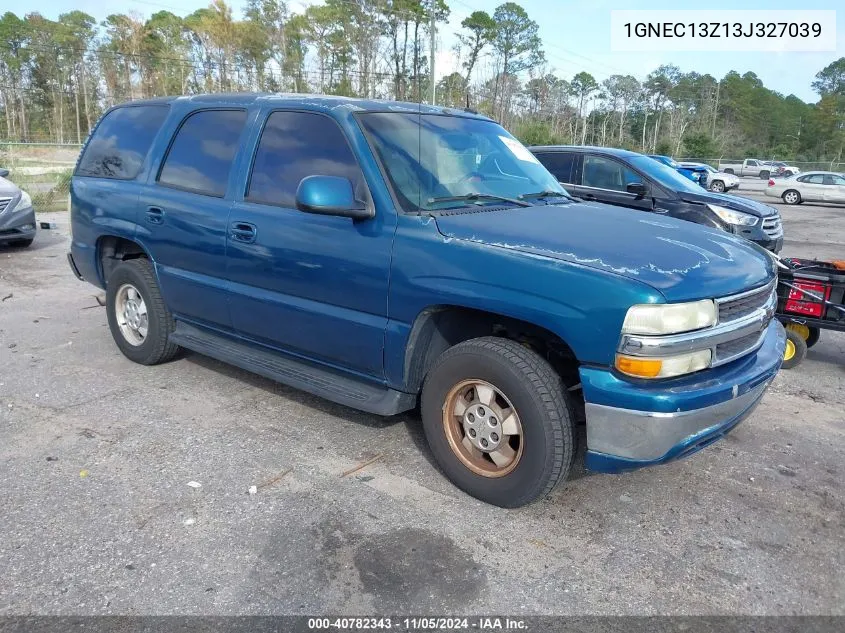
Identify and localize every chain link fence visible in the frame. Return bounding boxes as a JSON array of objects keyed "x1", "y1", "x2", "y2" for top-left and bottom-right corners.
[{"x1": 0, "y1": 143, "x2": 81, "y2": 213}]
